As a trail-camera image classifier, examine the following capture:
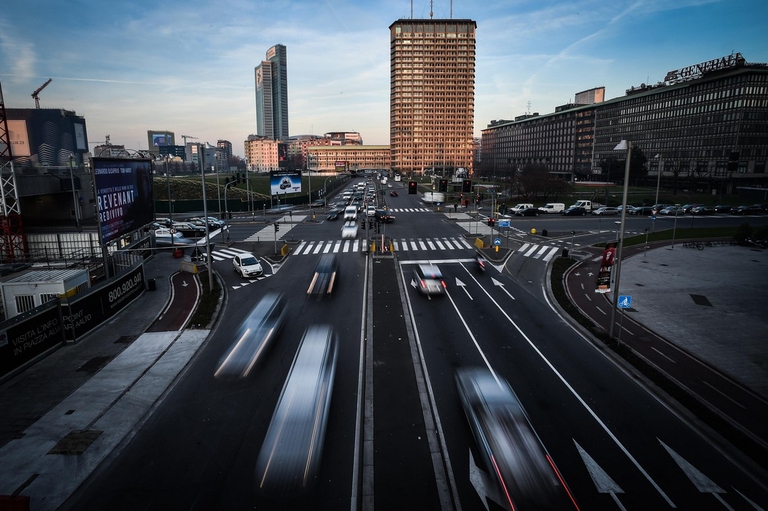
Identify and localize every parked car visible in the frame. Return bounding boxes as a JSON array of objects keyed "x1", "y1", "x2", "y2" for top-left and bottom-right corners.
[
  {"x1": 412, "y1": 264, "x2": 446, "y2": 296},
  {"x1": 680, "y1": 204, "x2": 699, "y2": 214},
  {"x1": 214, "y1": 293, "x2": 288, "y2": 379},
  {"x1": 628, "y1": 205, "x2": 654, "y2": 215},
  {"x1": 561, "y1": 206, "x2": 587, "y2": 216},
  {"x1": 307, "y1": 254, "x2": 339, "y2": 296},
  {"x1": 232, "y1": 253, "x2": 263, "y2": 278},
  {"x1": 731, "y1": 204, "x2": 762, "y2": 215},
  {"x1": 713, "y1": 204, "x2": 732, "y2": 213},
  {"x1": 592, "y1": 206, "x2": 619, "y2": 215},
  {"x1": 659, "y1": 206, "x2": 683, "y2": 216},
  {"x1": 515, "y1": 207, "x2": 540, "y2": 217},
  {"x1": 690, "y1": 205, "x2": 714, "y2": 215},
  {"x1": 340, "y1": 221, "x2": 357, "y2": 239}
]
